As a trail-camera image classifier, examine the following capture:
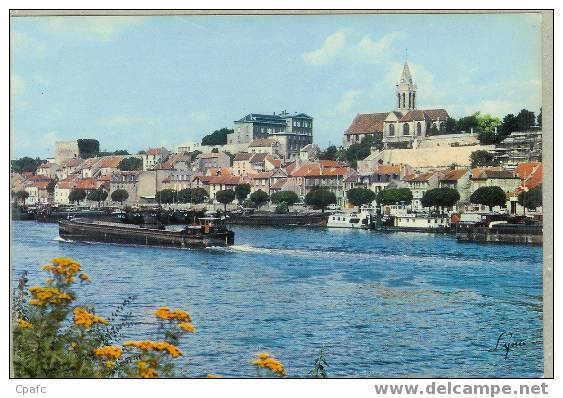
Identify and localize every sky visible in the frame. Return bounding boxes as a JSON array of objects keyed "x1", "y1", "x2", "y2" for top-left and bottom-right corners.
[{"x1": 10, "y1": 13, "x2": 542, "y2": 159}]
